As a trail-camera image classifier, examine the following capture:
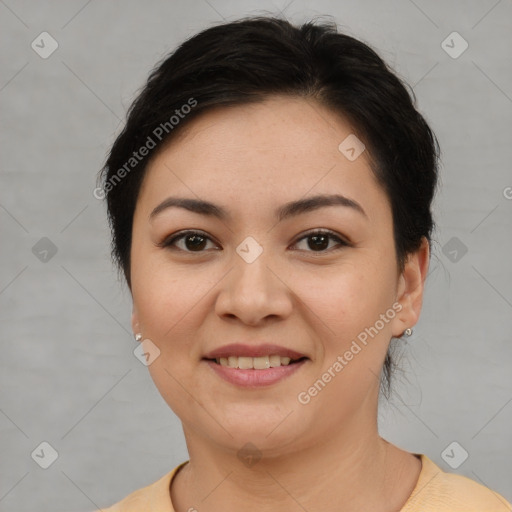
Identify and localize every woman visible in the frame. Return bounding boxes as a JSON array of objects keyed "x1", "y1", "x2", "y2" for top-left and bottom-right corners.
[{"x1": 96, "y1": 15, "x2": 511, "y2": 512}]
